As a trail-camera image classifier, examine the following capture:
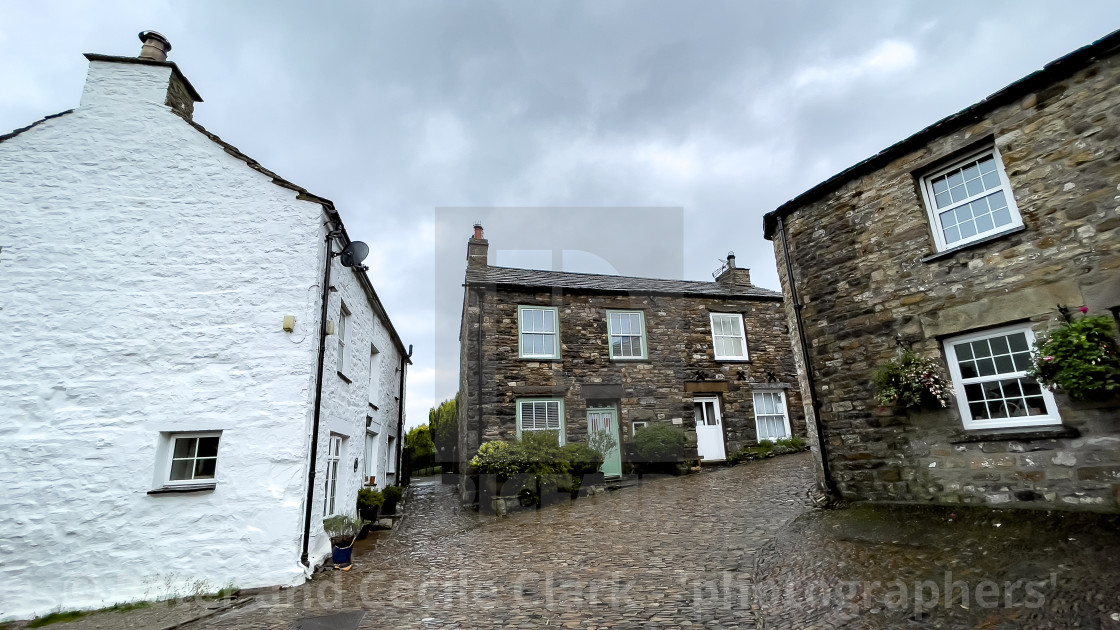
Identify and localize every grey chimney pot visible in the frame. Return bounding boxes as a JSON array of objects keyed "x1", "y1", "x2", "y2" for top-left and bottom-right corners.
[{"x1": 138, "y1": 31, "x2": 172, "y2": 62}]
